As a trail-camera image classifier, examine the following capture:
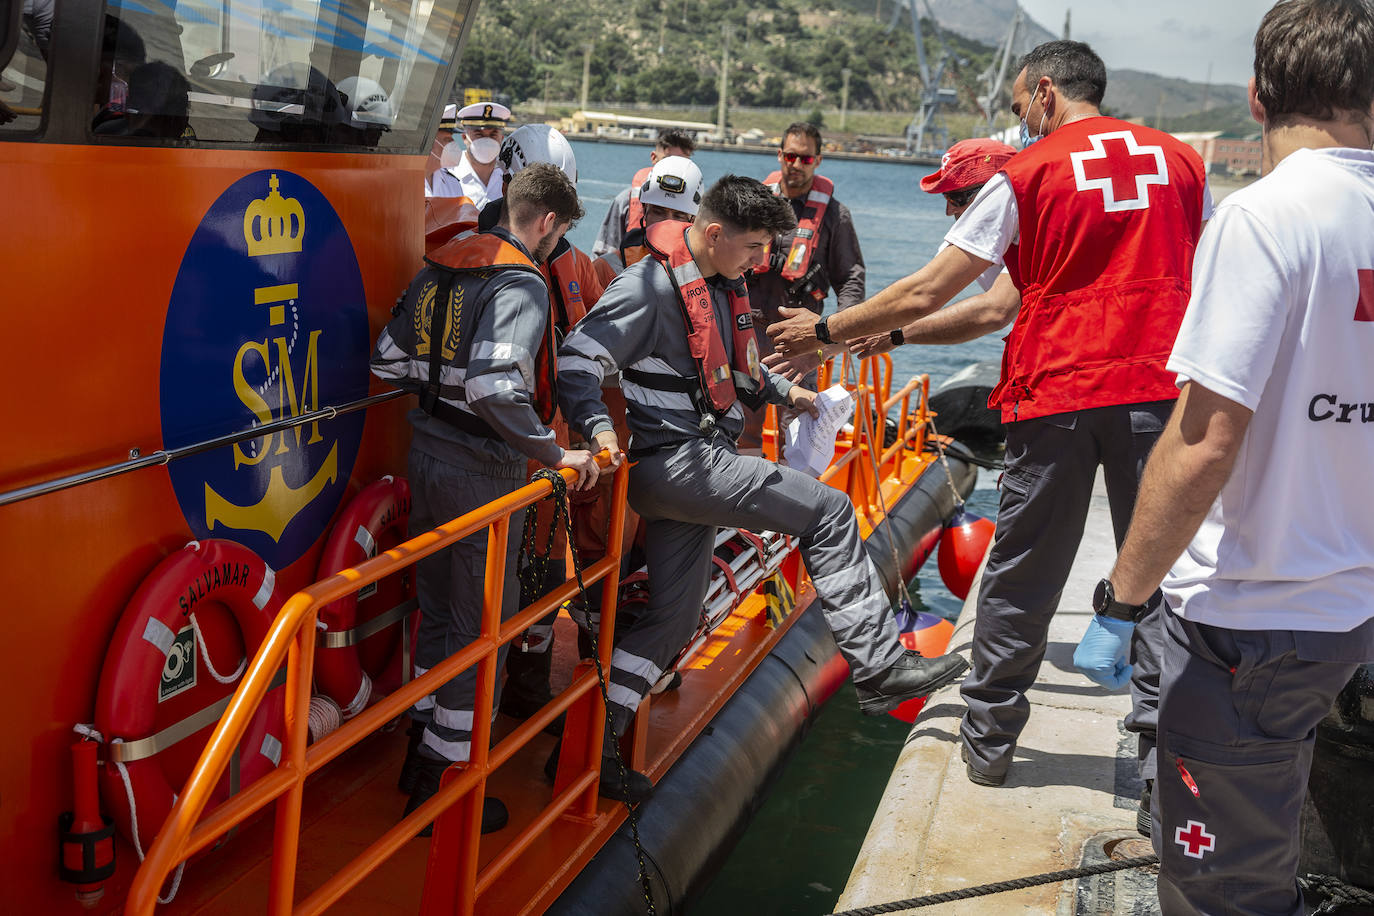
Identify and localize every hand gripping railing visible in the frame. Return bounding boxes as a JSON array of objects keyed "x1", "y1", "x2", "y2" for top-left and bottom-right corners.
[{"x1": 126, "y1": 453, "x2": 629, "y2": 915}]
